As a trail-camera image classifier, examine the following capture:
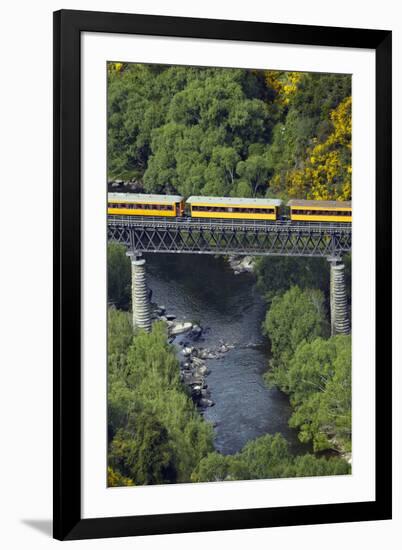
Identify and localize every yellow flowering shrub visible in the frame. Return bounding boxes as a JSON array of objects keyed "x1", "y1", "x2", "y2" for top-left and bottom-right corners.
[
  {"x1": 107, "y1": 466, "x2": 134, "y2": 487},
  {"x1": 108, "y1": 62, "x2": 124, "y2": 74},
  {"x1": 265, "y1": 71, "x2": 303, "y2": 105},
  {"x1": 285, "y1": 97, "x2": 351, "y2": 200}
]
